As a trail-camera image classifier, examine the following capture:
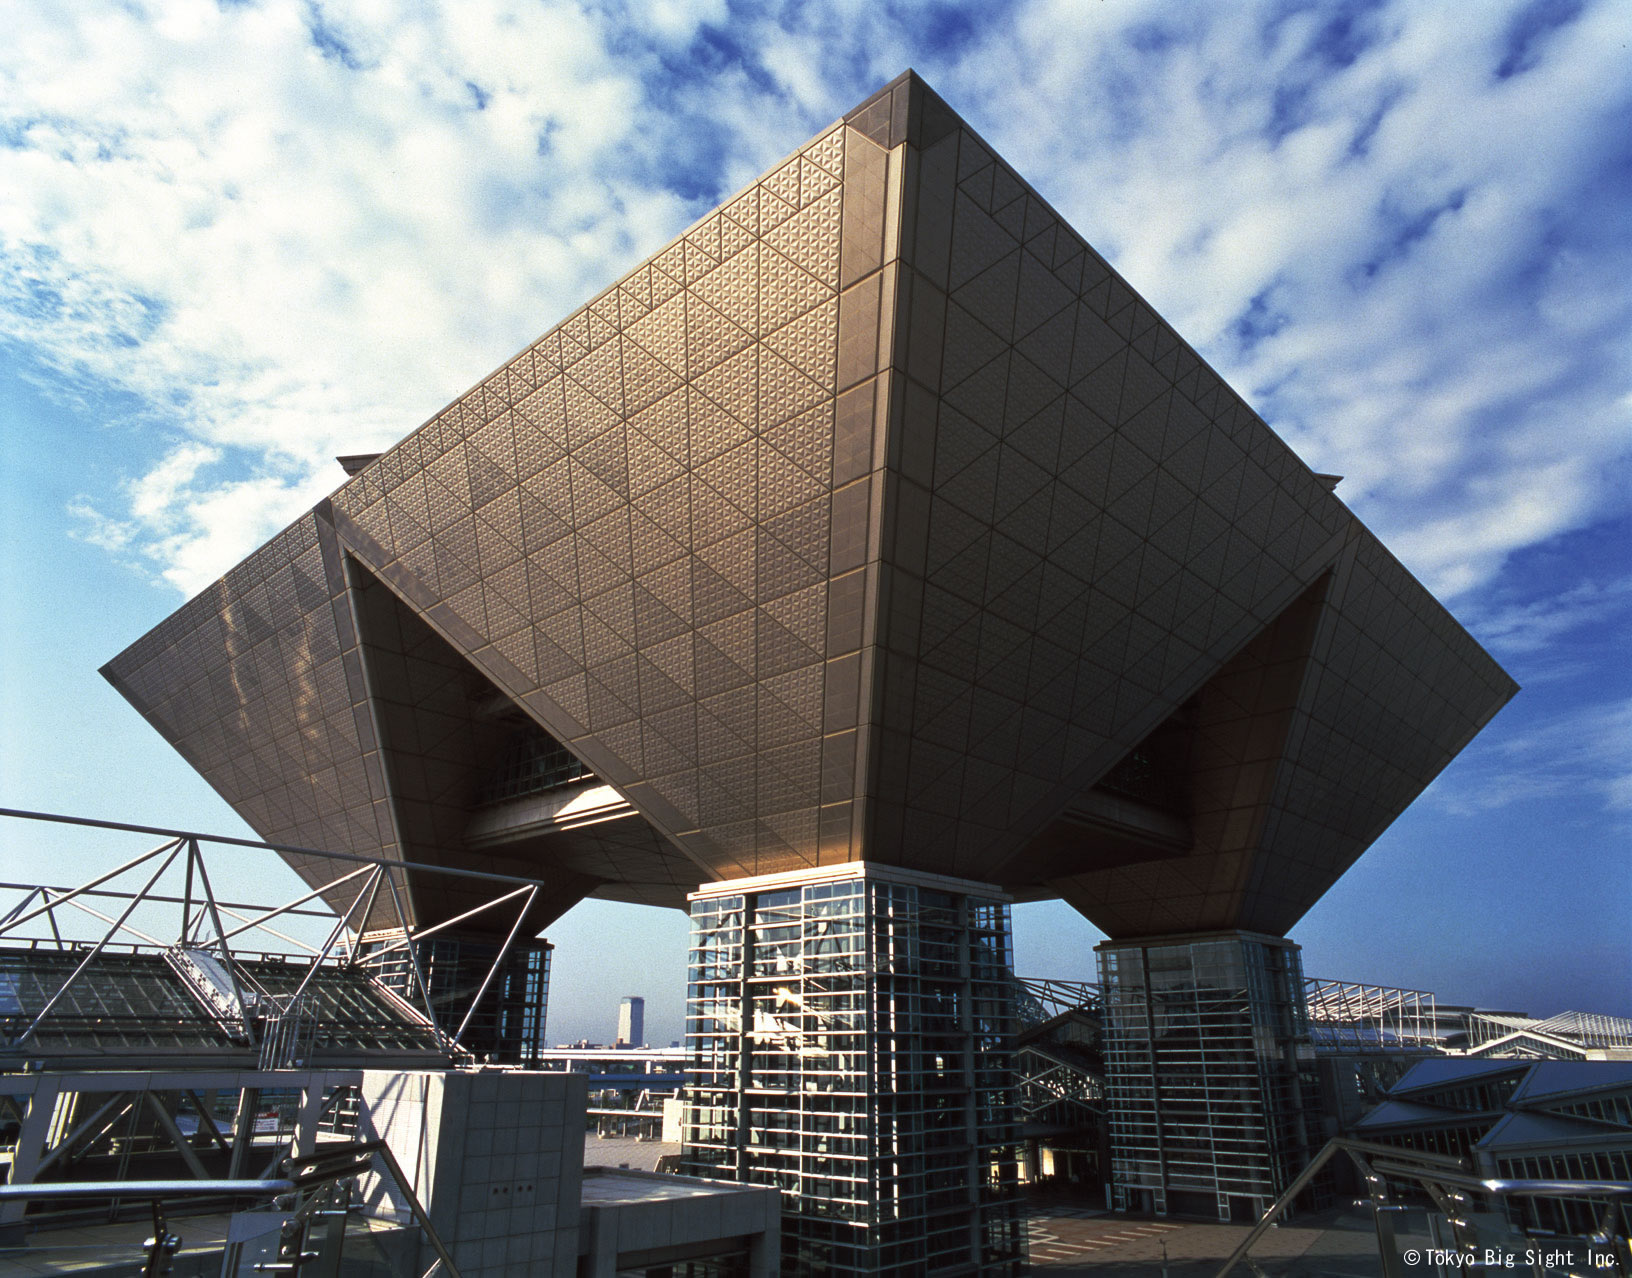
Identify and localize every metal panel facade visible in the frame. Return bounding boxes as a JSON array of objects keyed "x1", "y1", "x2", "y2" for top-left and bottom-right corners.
[{"x1": 104, "y1": 71, "x2": 1516, "y2": 941}]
